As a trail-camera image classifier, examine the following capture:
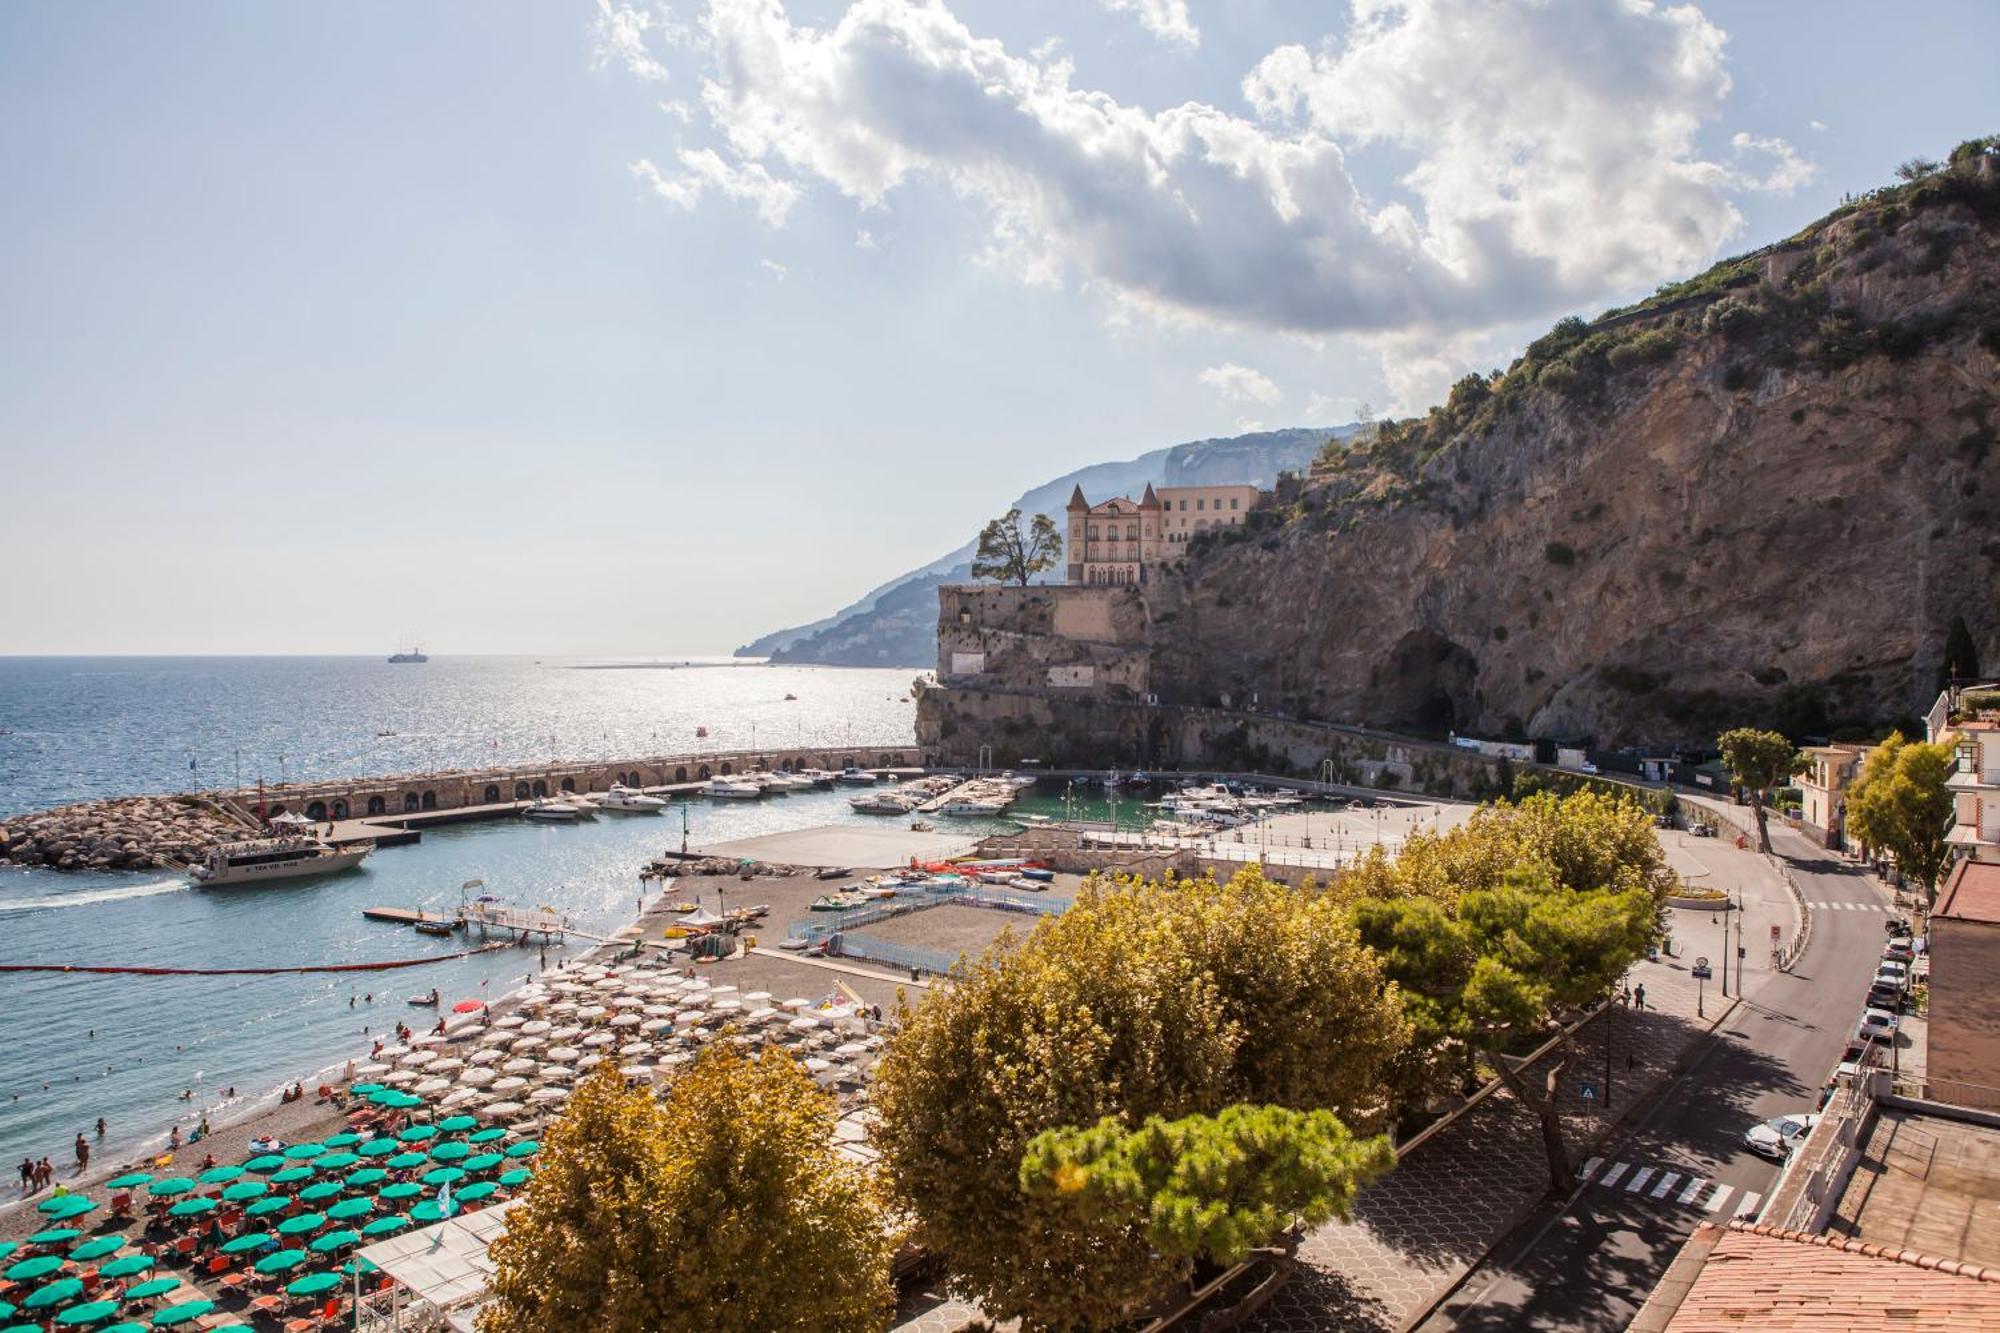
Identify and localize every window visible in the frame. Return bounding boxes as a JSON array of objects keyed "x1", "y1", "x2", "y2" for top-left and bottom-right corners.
[
  {"x1": 1196, "y1": 498, "x2": 1206, "y2": 510},
  {"x1": 1088, "y1": 525, "x2": 1099, "y2": 540},
  {"x1": 1230, "y1": 497, "x2": 1240, "y2": 510},
  {"x1": 1179, "y1": 499, "x2": 1187, "y2": 510},
  {"x1": 1126, "y1": 524, "x2": 1138, "y2": 540}
]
